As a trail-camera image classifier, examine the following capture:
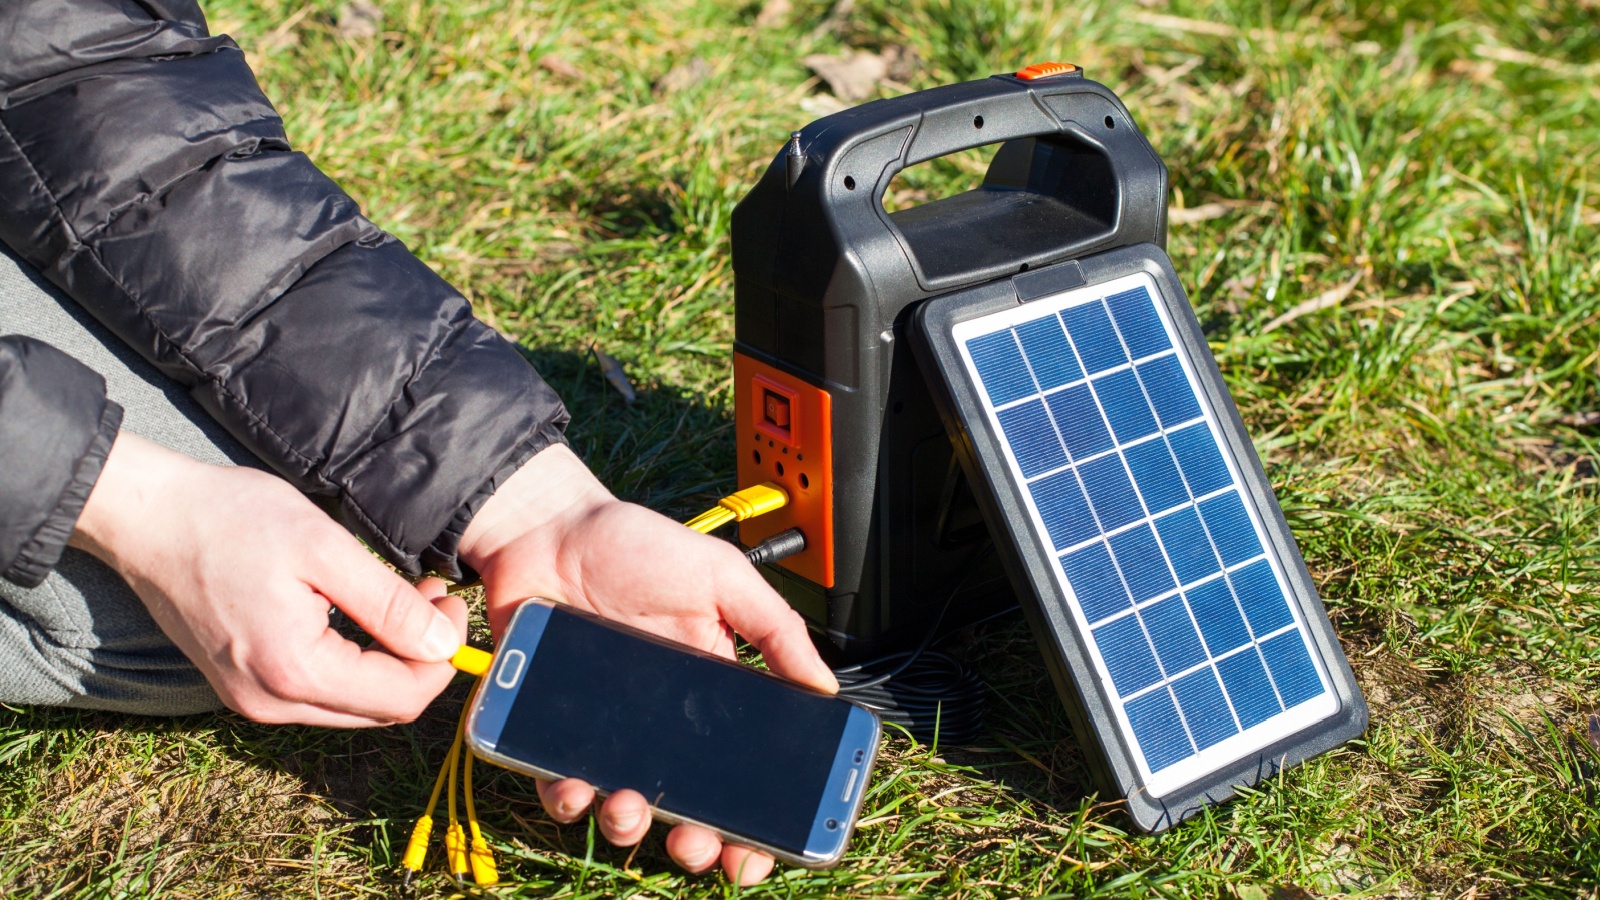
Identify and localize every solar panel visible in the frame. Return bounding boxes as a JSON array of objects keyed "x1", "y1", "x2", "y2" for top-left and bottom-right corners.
[{"x1": 910, "y1": 246, "x2": 1365, "y2": 829}]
